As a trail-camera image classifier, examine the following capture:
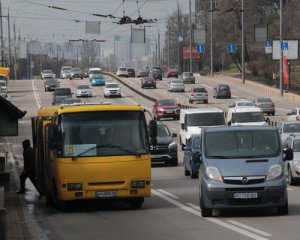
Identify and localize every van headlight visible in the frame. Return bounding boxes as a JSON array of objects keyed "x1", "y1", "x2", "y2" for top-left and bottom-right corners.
[
  {"x1": 206, "y1": 166, "x2": 222, "y2": 182},
  {"x1": 266, "y1": 164, "x2": 282, "y2": 181}
]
